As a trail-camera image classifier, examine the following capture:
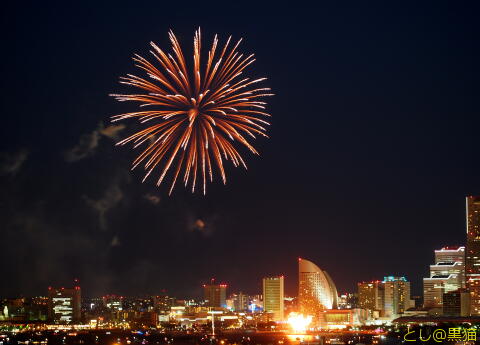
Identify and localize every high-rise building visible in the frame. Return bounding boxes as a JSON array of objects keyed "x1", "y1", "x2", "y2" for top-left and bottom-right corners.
[
  {"x1": 358, "y1": 281, "x2": 384, "y2": 316},
  {"x1": 423, "y1": 246, "x2": 465, "y2": 308},
  {"x1": 298, "y1": 258, "x2": 338, "y2": 321},
  {"x1": 435, "y1": 246, "x2": 466, "y2": 268},
  {"x1": 47, "y1": 286, "x2": 81, "y2": 324},
  {"x1": 466, "y1": 196, "x2": 480, "y2": 315},
  {"x1": 423, "y1": 276, "x2": 460, "y2": 308},
  {"x1": 383, "y1": 276, "x2": 411, "y2": 318},
  {"x1": 263, "y1": 276, "x2": 284, "y2": 321},
  {"x1": 203, "y1": 280, "x2": 227, "y2": 308}
]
